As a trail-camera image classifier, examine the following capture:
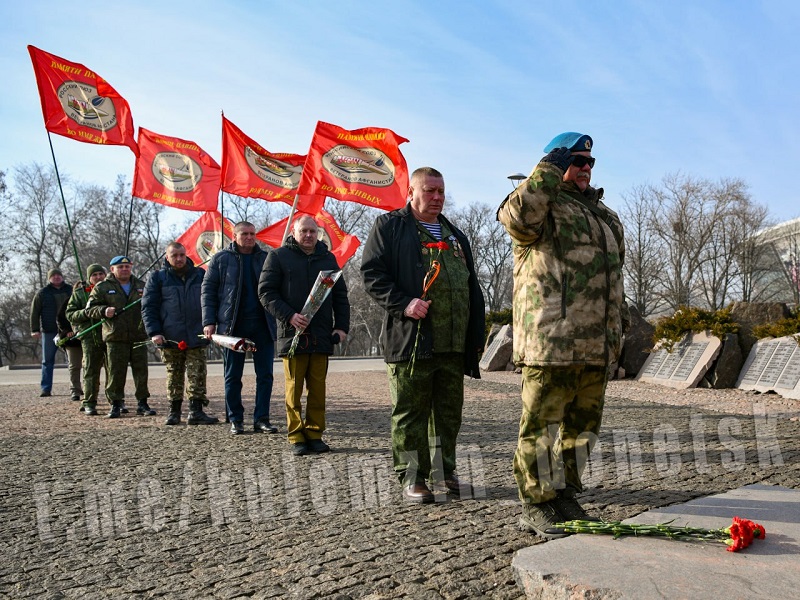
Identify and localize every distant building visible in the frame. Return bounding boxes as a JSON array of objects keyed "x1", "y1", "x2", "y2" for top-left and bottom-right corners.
[{"x1": 751, "y1": 217, "x2": 800, "y2": 306}]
